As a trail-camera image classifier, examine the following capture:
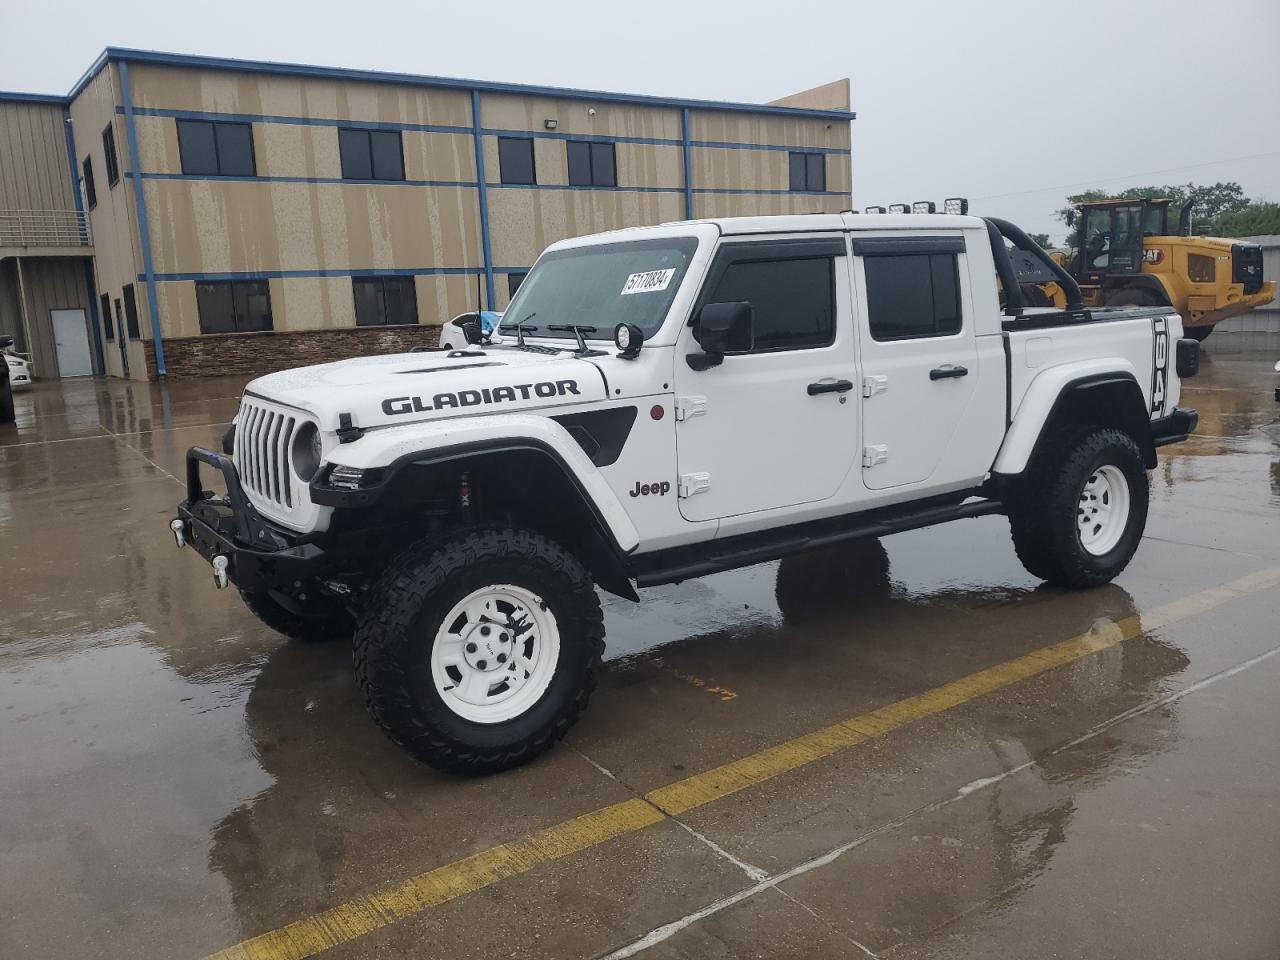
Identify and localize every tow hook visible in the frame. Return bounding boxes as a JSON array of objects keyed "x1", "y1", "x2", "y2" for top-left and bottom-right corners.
[
  {"x1": 170, "y1": 518, "x2": 186, "y2": 548},
  {"x1": 211, "y1": 555, "x2": 230, "y2": 589}
]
